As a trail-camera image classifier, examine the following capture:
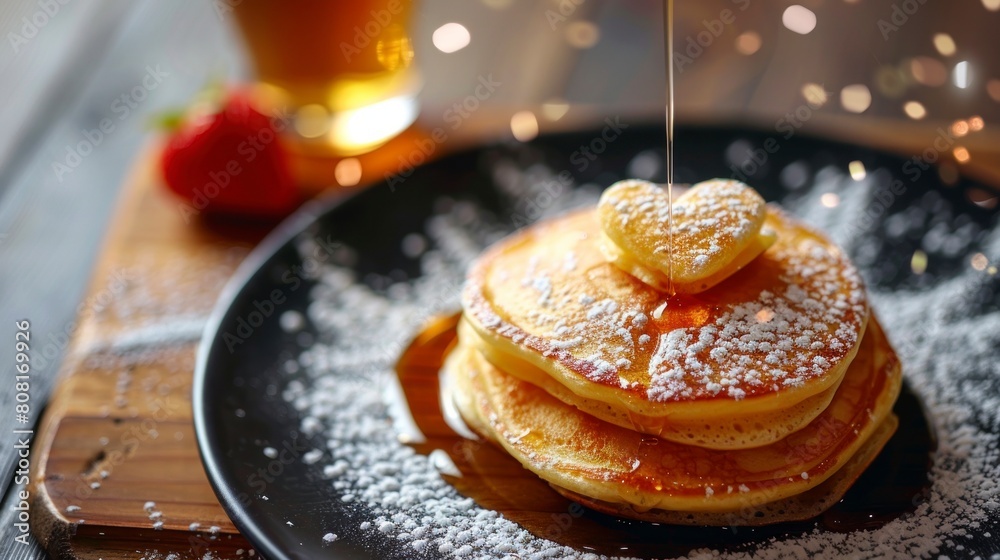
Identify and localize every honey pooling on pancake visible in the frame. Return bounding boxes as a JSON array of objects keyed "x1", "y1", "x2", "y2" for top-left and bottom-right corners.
[{"x1": 447, "y1": 178, "x2": 902, "y2": 523}]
